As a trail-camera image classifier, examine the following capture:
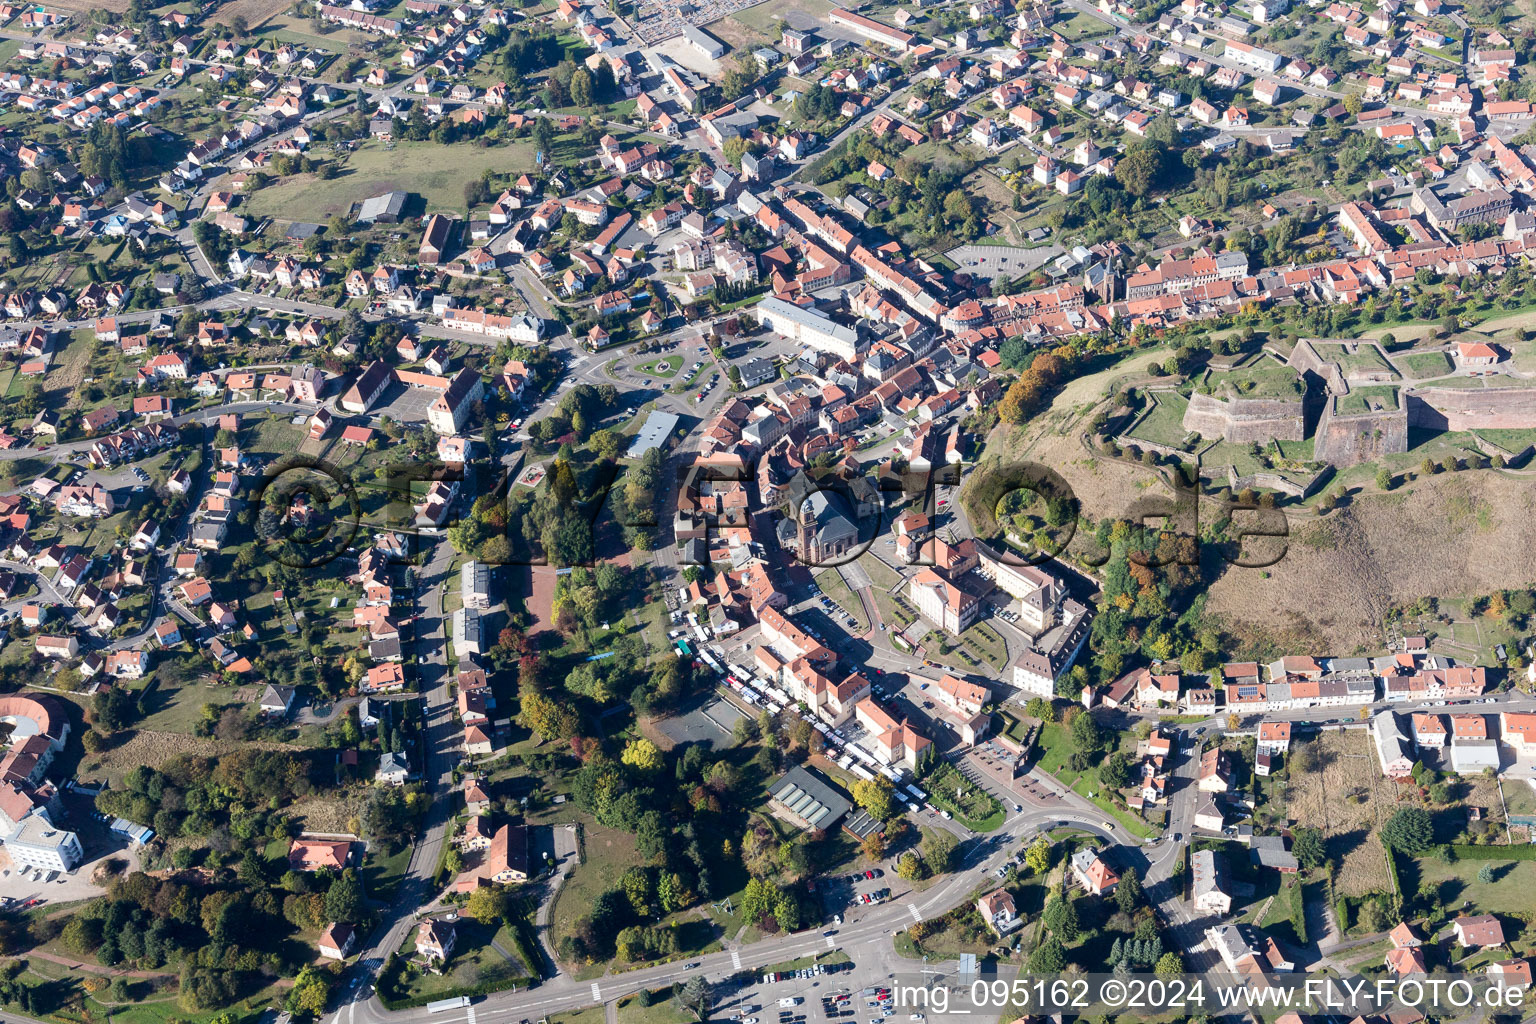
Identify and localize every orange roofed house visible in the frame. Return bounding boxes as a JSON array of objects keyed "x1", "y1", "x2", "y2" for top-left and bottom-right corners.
[
  {"x1": 854, "y1": 699, "x2": 933, "y2": 771},
  {"x1": 1070, "y1": 848, "x2": 1120, "y2": 895},
  {"x1": 1453, "y1": 914, "x2": 1505, "y2": 949},
  {"x1": 976, "y1": 889, "x2": 1020, "y2": 934},
  {"x1": 288, "y1": 838, "x2": 353, "y2": 871}
]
